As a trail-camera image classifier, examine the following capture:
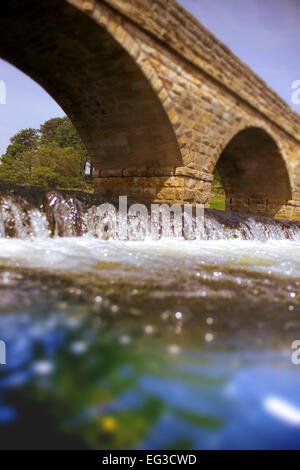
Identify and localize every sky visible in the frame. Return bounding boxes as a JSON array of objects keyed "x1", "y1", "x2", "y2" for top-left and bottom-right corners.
[{"x1": 0, "y1": 0, "x2": 299, "y2": 155}]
